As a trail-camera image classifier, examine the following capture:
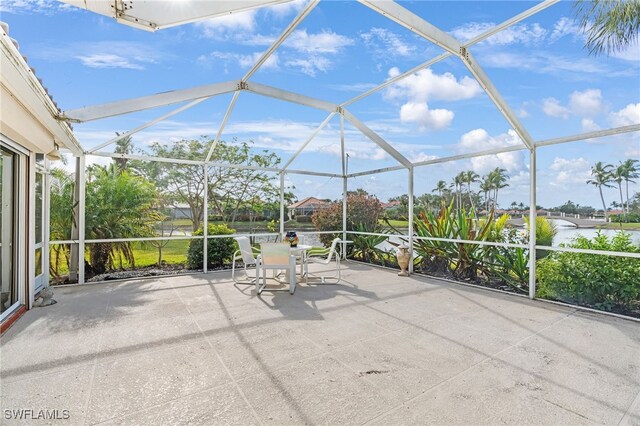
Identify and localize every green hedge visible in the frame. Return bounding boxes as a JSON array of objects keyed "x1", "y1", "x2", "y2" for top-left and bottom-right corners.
[{"x1": 187, "y1": 224, "x2": 236, "y2": 269}]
